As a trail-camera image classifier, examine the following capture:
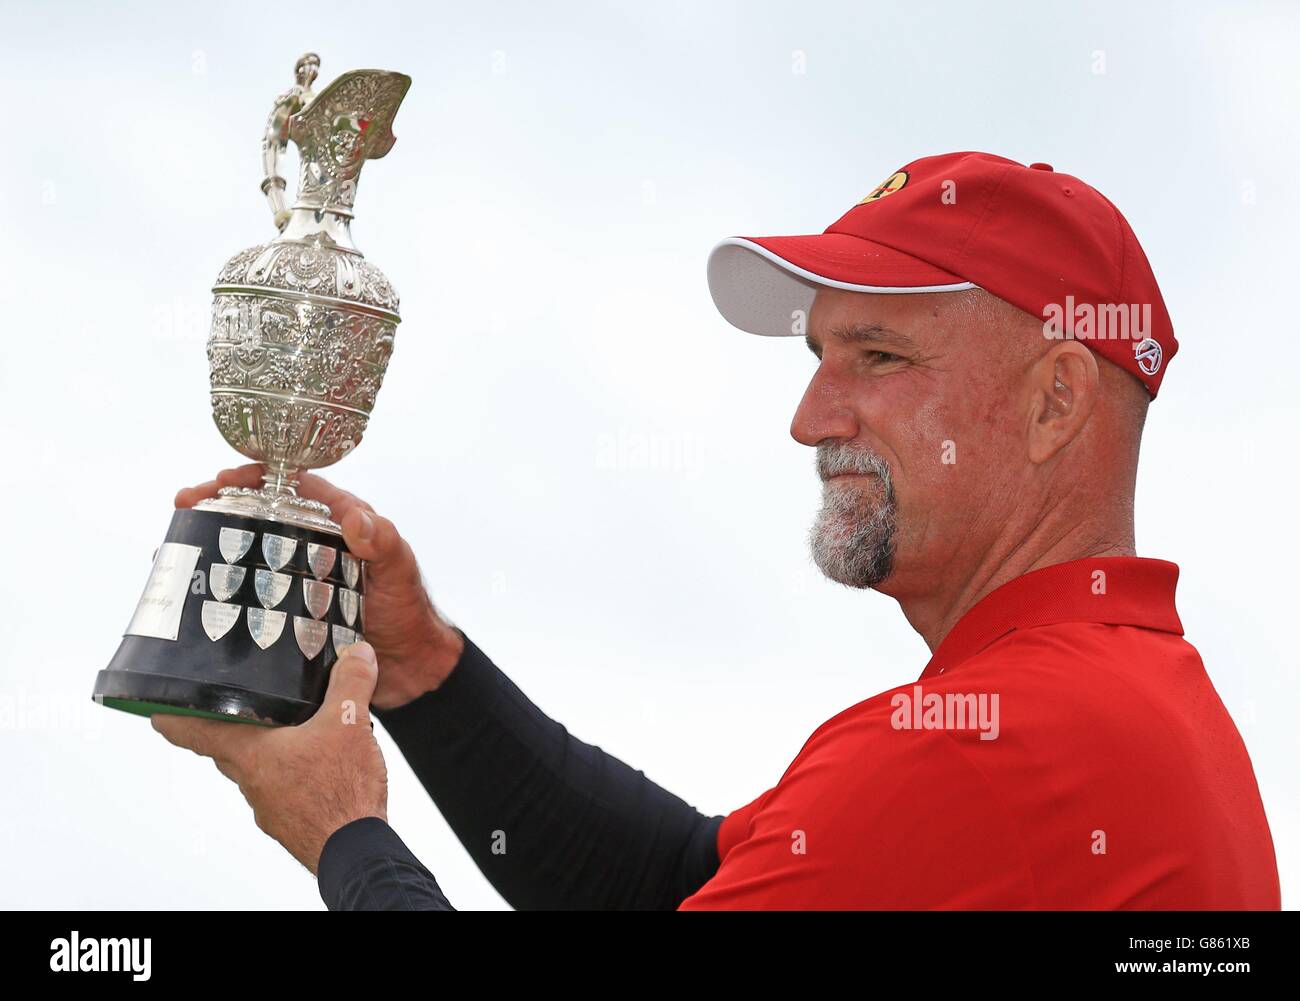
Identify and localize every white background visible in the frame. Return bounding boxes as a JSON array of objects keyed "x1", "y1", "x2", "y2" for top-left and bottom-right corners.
[{"x1": 1, "y1": 0, "x2": 1296, "y2": 909}]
